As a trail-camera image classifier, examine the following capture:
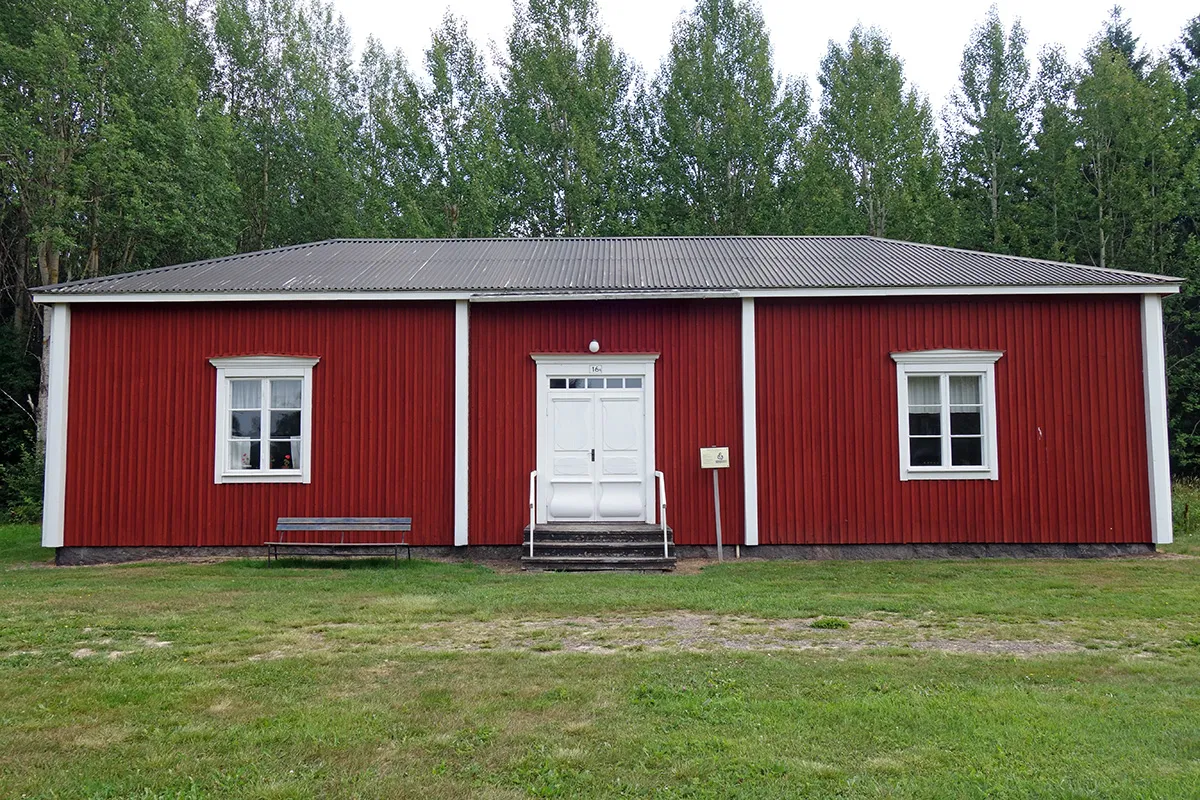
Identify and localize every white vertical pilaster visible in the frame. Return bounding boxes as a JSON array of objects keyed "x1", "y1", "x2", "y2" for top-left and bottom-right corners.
[
  {"x1": 1141, "y1": 294, "x2": 1172, "y2": 544},
  {"x1": 741, "y1": 298, "x2": 759, "y2": 546},
  {"x1": 42, "y1": 304, "x2": 71, "y2": 548},
  {"x1": 454, "y1": 300, "x2": 470, "y2": 546}
]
